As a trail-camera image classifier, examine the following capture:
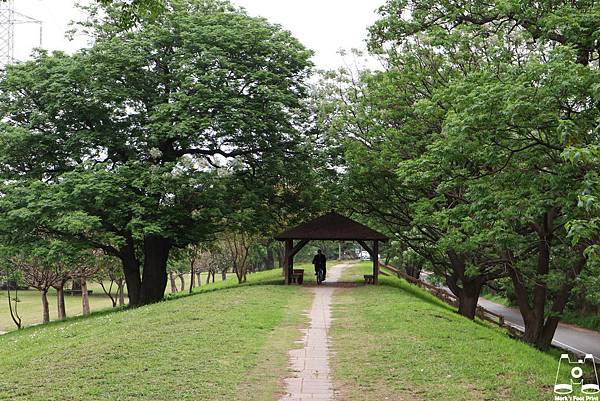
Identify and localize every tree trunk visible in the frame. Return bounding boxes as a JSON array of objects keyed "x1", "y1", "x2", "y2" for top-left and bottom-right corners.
[
  {"x1": 221, "y1": 270, "x2": 226, "y2": 281},
  {"x1": 56, "y1": 285, "x2": 66, "y2": 320},
  {"x1": 117, "y1": 279, "x2": 125, "y2": 306},
  {"x1": 189, "y1": 267, "x2": 195, "y2": 294},
  {"x1": 120, "y1": 237, "x2": 141, "y2": 306},
  {"x1": 6, "y1": 276, "x2": 22, "y2": 329},
  {"x1": 405, "y1": 265, "x2": 422, "y2": 280},
  {"x1": 169, "y1": 271, "x2": 178, "y2": 293},
  {"x1": 445, "y1": 251, "x2": 485, "y2": 320},
  {"x1": 535, "y1": 256, "x2": 587, "y2": 350},
  {"x1": 139, "y1": 235, "x2": 171, "y2": 305},
  {"x1": 456, "y1": 280, "x2": 483, "y2": 320},
  {"x1": 99, "y1": 280, "x2": 116, "y2": 307},
  {"x1": 178, "y1": 273, "x2": 185, "y2": 292},
  {"x1": 508, "y1": 211, "x2": 555, "y2": 348},
  {"x1": 81, "y1": 279, "x2": 90, "y2": 316},
  {"x1": 196, "y1": 271, "x2": 201, "y2": 286},
  {"x1": 40, "y1": 289, "x2": 49, "y2": 324},
  {"x1": 508, "y1": 262, "x2": 540, "y2": 343}
]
